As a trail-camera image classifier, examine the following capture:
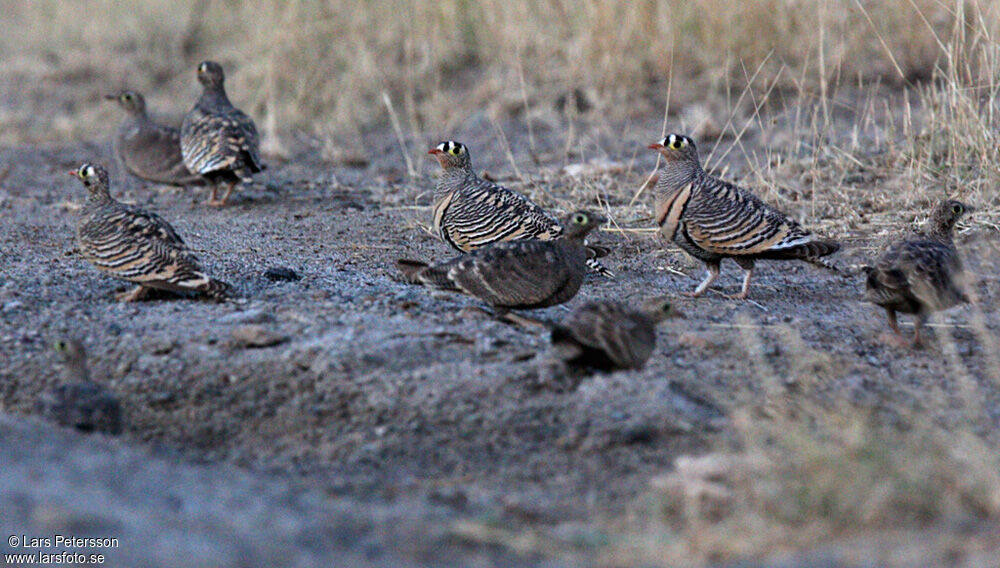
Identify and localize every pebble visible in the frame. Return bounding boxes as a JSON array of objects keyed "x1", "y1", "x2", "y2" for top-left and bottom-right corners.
[{"x1": 231, "y1": 325, "x2": 287, "y2": 348}]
